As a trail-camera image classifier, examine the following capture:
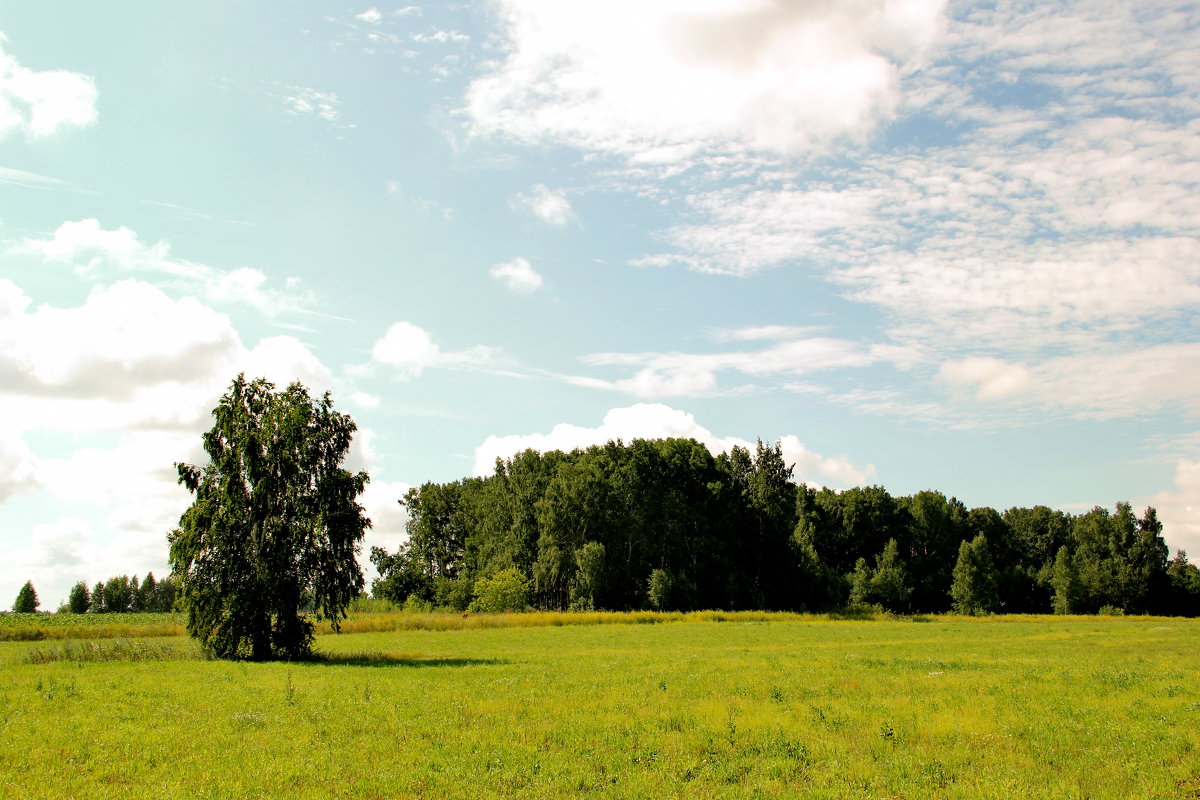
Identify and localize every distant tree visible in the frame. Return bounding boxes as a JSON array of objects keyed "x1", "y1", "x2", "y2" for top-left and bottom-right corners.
[
  {"x1": 1165, "y1": 551, "x2": 1200, "y2": 616},
  {"x1": 170, "y1": 375, "x2": 370, "y2": 660},
  {"x1": 131, "y1": 574, "x2": 153, "y2": 612},
  {"x1": 370, "y1": 543, "x2": 432, "y2": 606},
  {"x1": 152, "y1": 576, "x2": 178, "y2": 612},
  {"x1": 845, "y1": 539, "x2": 911, "y2": 611},
  {"x1": 67, "y1": 581, "x2": 91, "y2": 614},
  {"x1": 847, "y1": 557, "x2": 873, "y2": 607},
  {"x1": 646, "y1": 568, "x2": 673, "y2": 611},
  {"x1": 468, "y1": 568, "x2": 530, "y2": 613},
  {"x1": 91, "y1": 581, "x2": 106, "y2": 613},
  {"x1": 1051, "y1": 546, "x2": 1084, "y2": 614},
  {"x1": 870, "y1": 539, "x2": 913, "y2": 611},
  {"x1": 571, "y1": 541, "x2": 606, "y2": 610},
  {"x1": 103, "y1": 575, "x2": 135, "y2": 613},
  {"x1": 950, "y1": 535, "x2": 999, "y2": 615},
  {"x1": 13, "y1": 581, "x2": 39, "y2": 613}
]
